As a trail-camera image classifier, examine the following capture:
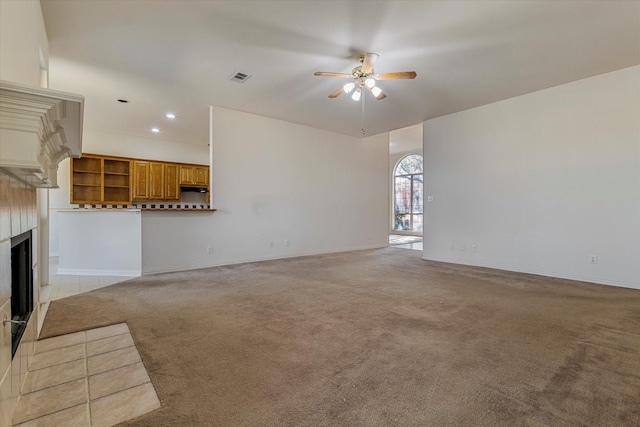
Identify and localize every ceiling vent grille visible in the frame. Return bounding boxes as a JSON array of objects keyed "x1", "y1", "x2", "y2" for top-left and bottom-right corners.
[{"x1": 228, "y1": 71, "x2": 252, "y2": 83}]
